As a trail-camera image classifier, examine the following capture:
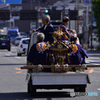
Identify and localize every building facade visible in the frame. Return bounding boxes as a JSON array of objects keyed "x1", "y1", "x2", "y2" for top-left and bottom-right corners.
[{"x1": 0, "y1": 0, "x2": 92, "y2": 35}]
